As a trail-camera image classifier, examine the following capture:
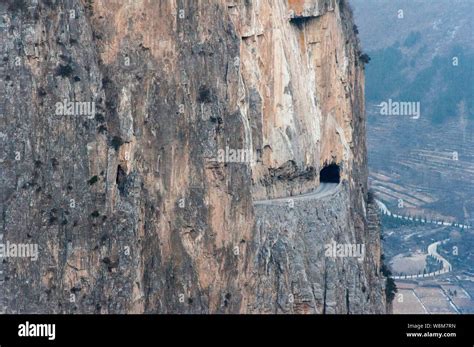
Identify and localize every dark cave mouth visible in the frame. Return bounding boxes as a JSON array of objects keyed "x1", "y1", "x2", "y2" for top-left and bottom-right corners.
[{"x1": 320, "y1": 164, "x2": 341, "y2": 183}]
